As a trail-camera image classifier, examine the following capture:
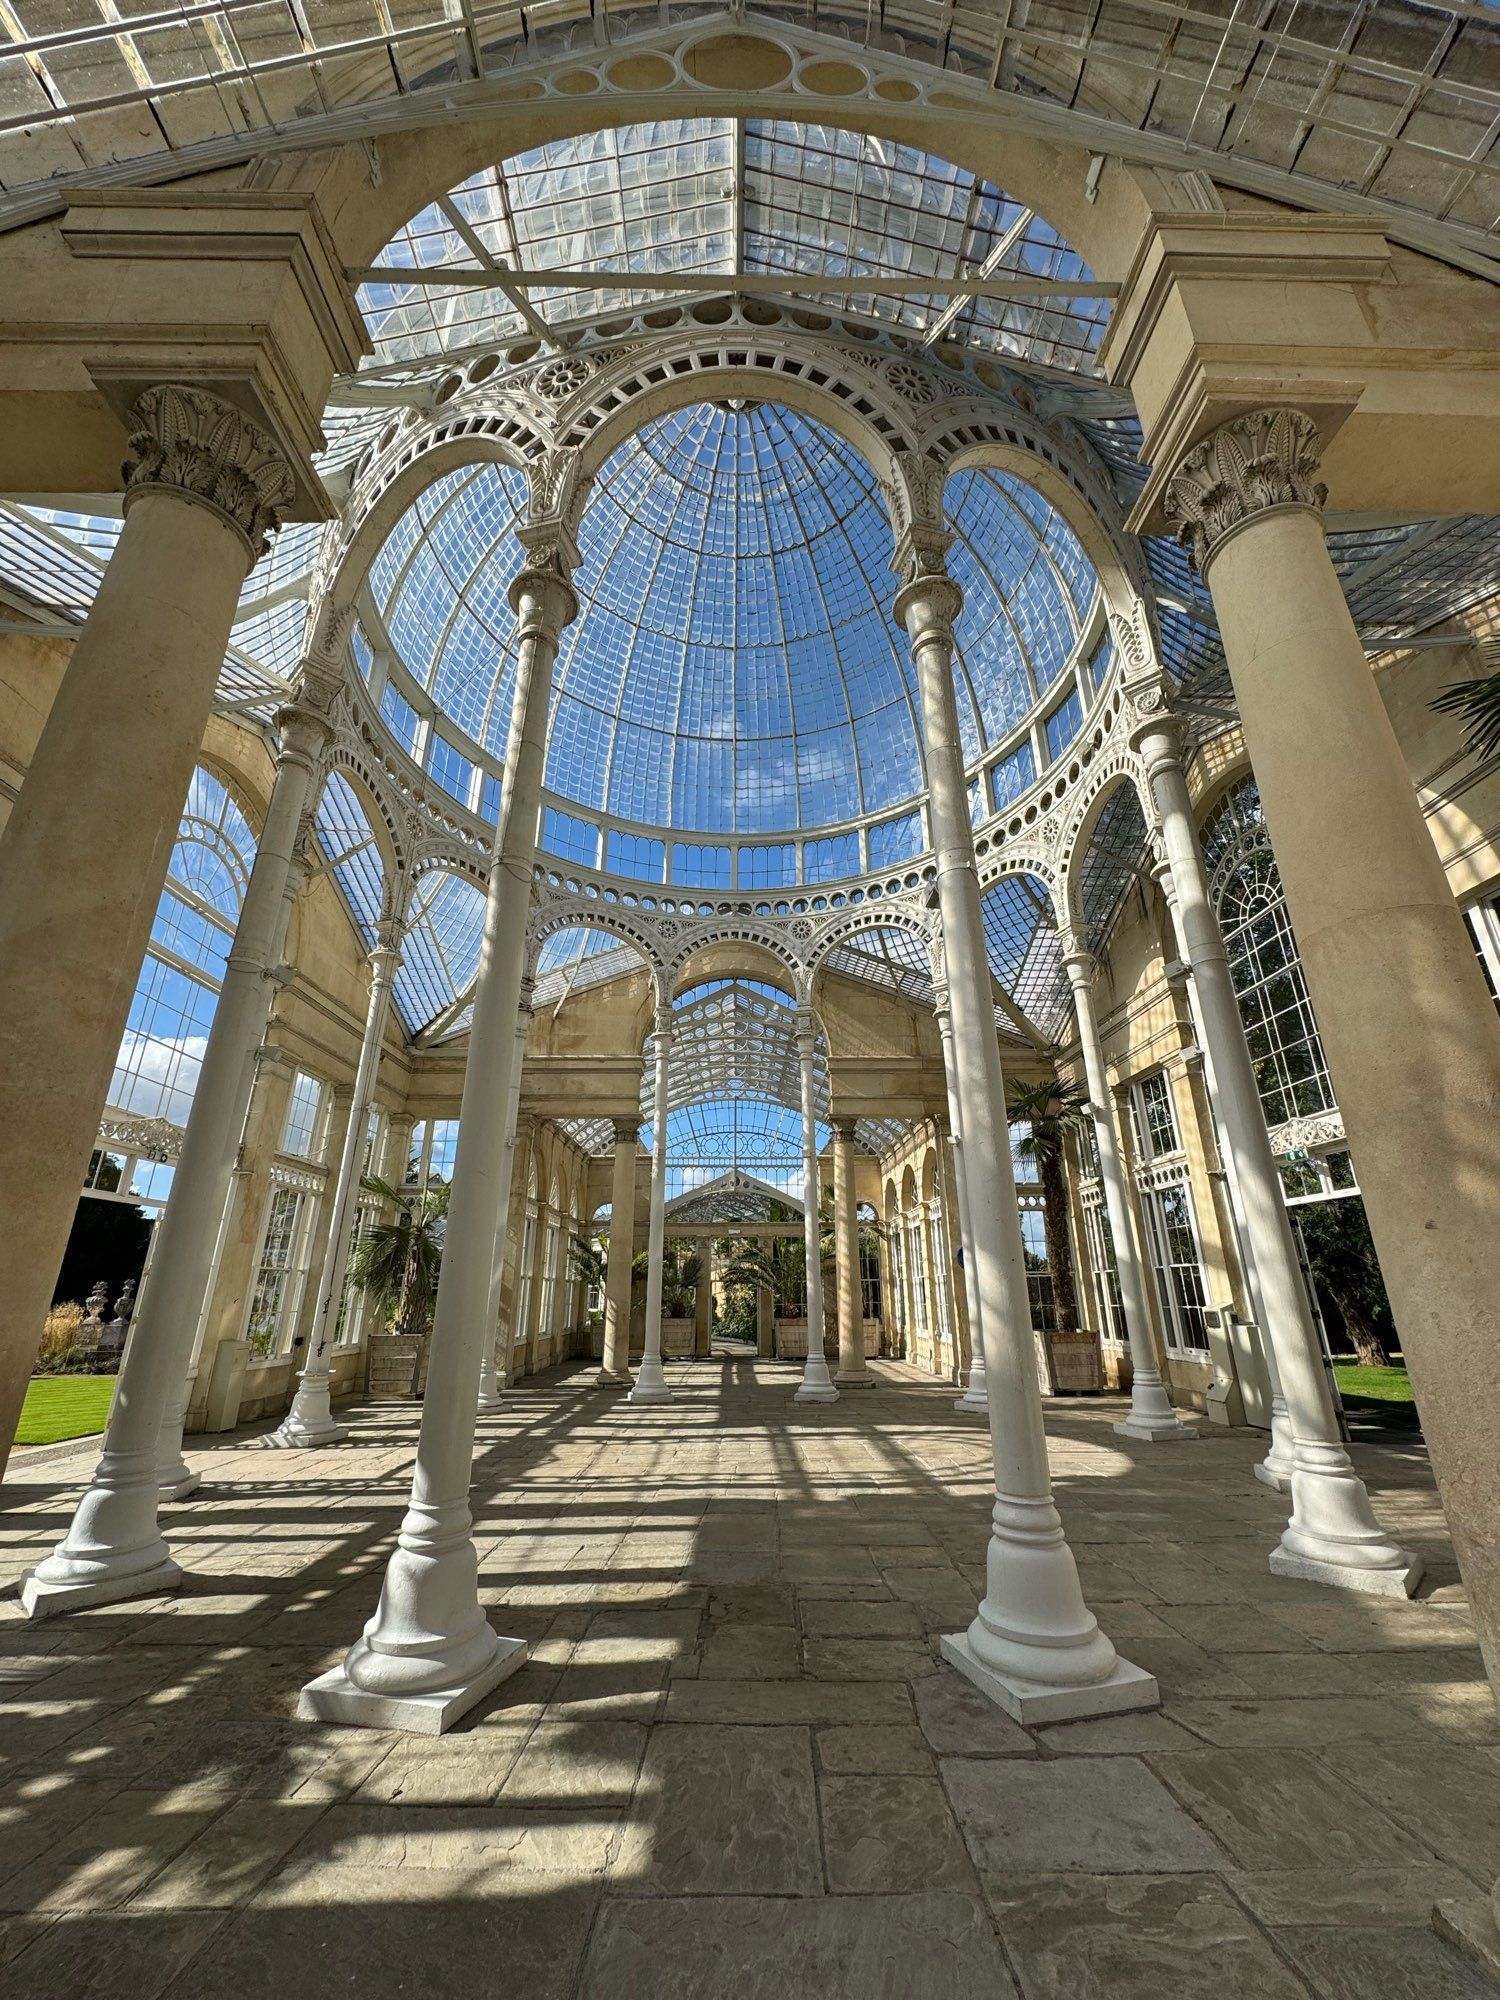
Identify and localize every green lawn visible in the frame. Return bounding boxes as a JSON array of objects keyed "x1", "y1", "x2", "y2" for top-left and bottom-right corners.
[
  {"x1": 16, "y1": 1374, "x2": 114, "y2": 1446},
  {"x1": 1332, "y1": 1359, "x2": 1414, "y2": 1405}
]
